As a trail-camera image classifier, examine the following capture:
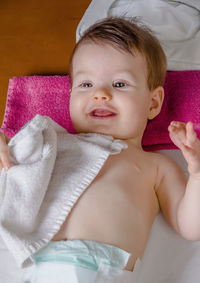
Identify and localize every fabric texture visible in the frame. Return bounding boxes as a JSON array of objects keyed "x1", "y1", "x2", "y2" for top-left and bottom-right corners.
[
  {"x1": 1, "y1": 72, "x2": 200, "y2": 150},
  {"x1": 0, "y1": 115, "x2": 127, "y2": 268},
  {"x1": 143, "y1": 71, "x2": 200, "y2": 150},
  {"x1": 1, "y1": 75, "x2": 75, "y2": 138},
  {"x1": 76, "y1": 0, "x2": 200, "y2": 71}
]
